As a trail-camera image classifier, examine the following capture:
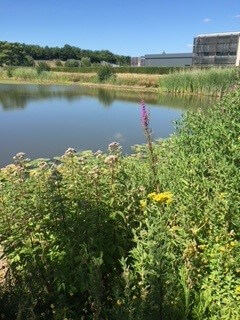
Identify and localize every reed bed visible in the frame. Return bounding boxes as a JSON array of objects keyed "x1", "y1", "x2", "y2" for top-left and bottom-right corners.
[
  {"x1": 0, "y1": 67, "x2": 238, "y2": 95},
  {"x1": 159, "y1": 67, "x2": 238, "y2": 96}
]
